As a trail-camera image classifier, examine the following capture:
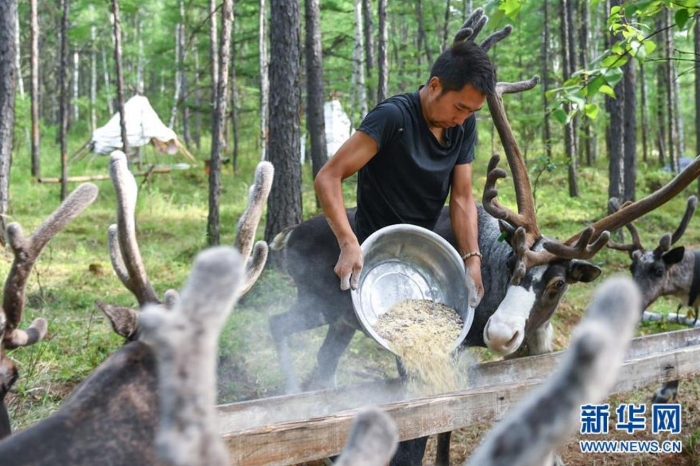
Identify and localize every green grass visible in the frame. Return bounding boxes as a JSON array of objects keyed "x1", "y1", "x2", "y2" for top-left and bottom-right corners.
[{"x1": 3, "y1": 129, "x2": 700, "y2": 445}]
